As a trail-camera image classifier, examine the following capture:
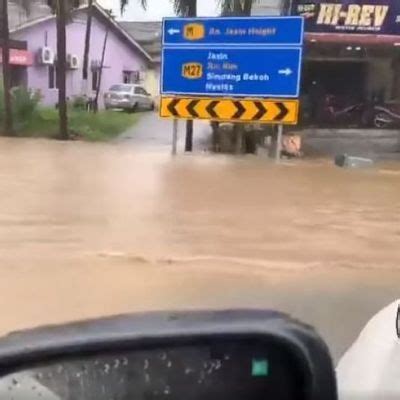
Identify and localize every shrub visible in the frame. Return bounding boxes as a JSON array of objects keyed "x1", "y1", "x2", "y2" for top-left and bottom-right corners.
[
  {"x1": 0, "y1": 86, "x2": 41, "y2": 126},
  {"x1": 12, "y1": 87, "x2": 41, "y2": 120},
  {"x1": 71, "y1": 95, "x2": 88, "y2": 110}
]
